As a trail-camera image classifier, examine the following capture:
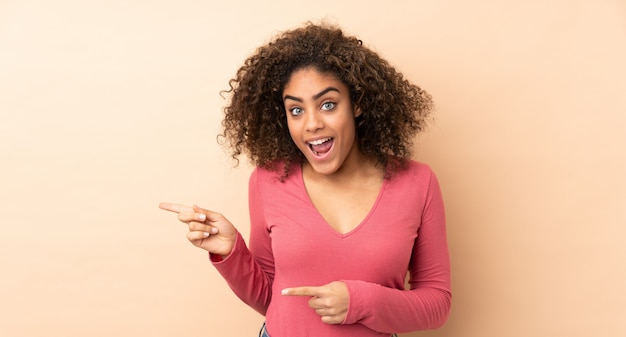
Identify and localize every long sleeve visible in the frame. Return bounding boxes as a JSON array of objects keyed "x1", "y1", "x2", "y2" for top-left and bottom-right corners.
[
  {"x1": 342, "y1": 169, "x2": 451, "y2": 333},
  {"x1": 210, "y1": 169, "x2": 274, "y2": 315}
]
